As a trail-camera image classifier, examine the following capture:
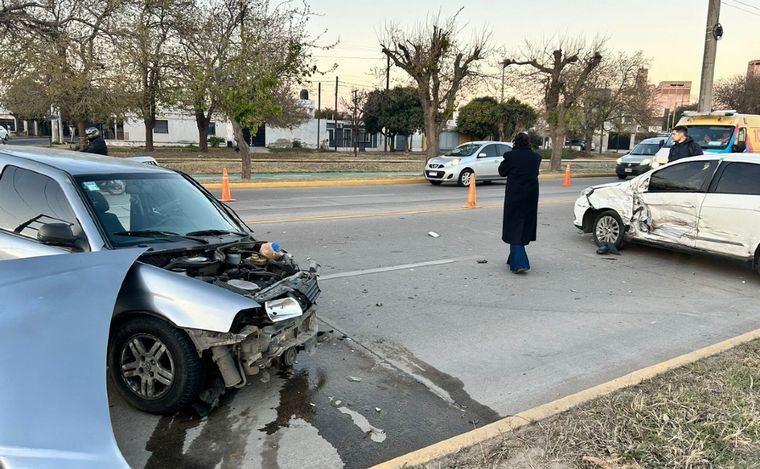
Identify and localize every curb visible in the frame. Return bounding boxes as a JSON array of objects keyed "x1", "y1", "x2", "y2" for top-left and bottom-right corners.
[
  {"x1": 370, "y1": 327, "x2": 760, "y2": 469},
  {"x1": 202, "y1": 172, "x2": 615, "y2": 190}
]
